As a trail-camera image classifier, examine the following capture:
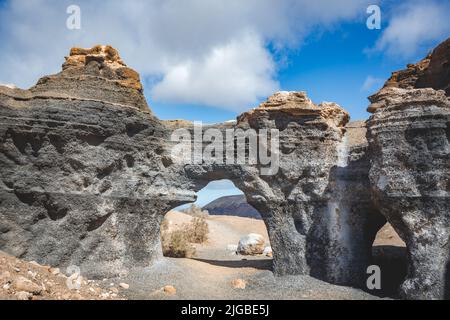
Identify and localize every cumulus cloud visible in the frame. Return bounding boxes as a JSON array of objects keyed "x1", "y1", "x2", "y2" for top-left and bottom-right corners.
[
  {"x1": 0, "y1": 0, "x2": 372, "y2": 111},
  {"x1": 372, "y1": 1, "x2": 450, "y2": 58},
  {"x1": 151, "y1": 33, "x2": 278, "y2": 110},
  {"x1": 361, "y1": 75, "x2": 384, "y2": 93}
]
